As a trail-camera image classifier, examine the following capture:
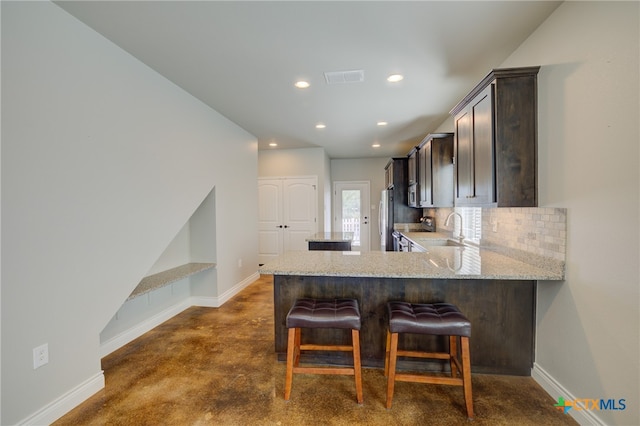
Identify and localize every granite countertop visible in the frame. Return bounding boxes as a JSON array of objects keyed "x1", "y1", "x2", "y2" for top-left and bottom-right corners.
[
  {"x1": 259, "y1": 237, "x2": 564, "y2": 281},
  {"x1": 128, "y1": 263, "x2": 216, "y2": 300},
  {"x1": 306, "y1": 232, "x2": 354, "y2": 242},
  {"x1": 400, "y1": 231, "x2": 453, "y2": 243}
]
